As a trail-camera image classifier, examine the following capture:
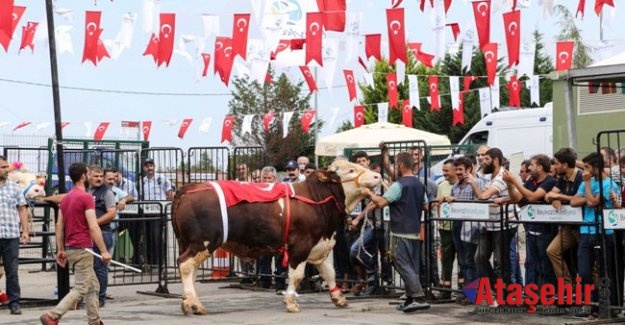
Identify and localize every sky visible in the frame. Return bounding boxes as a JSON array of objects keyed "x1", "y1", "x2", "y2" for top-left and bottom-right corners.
[{"x1": 1, "y1": 0, "x2": 624, "y2": 151}]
